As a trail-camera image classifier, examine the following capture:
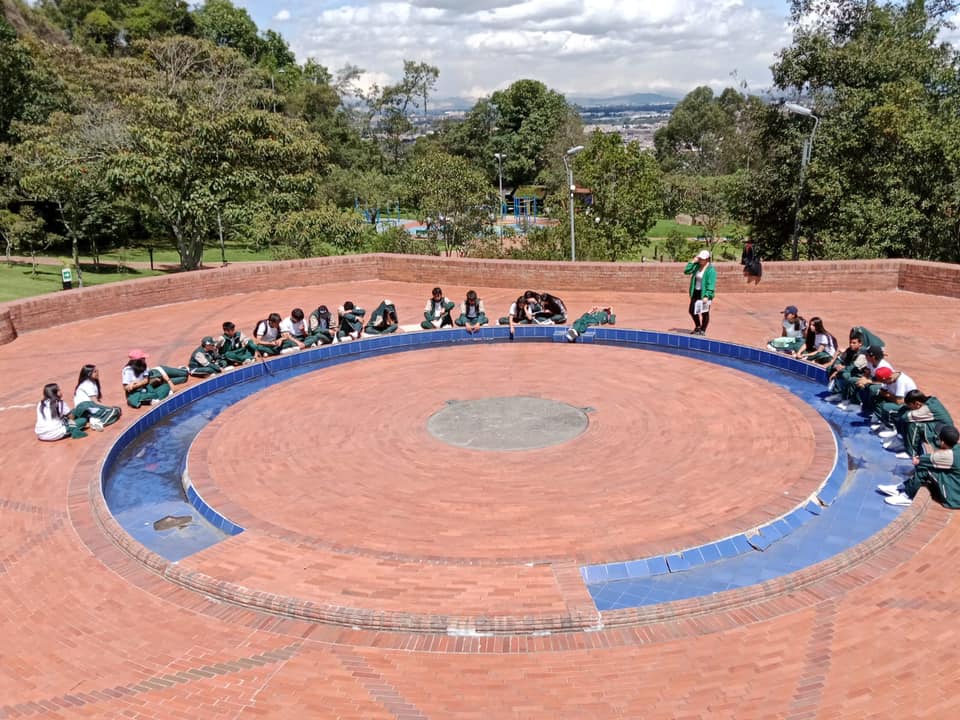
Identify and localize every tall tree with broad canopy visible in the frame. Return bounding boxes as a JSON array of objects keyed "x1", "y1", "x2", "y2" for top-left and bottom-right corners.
[
  {"x1": 744, "y1": 0, "x2": 960, "y2": 261},
  {"x1": 564, "y1": 130, "x2": 662, "y2": 261},
  {"x1": 404, "y1": 150, "x2": 497, "y2": 256},
  {"x1": 107, "y1": 37, "x2": 327, "y2": 269}
]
